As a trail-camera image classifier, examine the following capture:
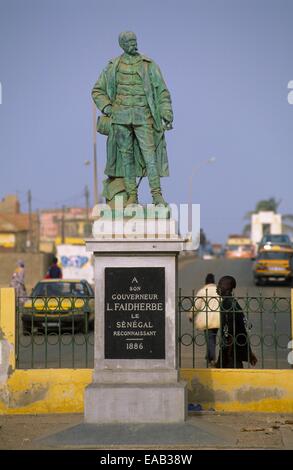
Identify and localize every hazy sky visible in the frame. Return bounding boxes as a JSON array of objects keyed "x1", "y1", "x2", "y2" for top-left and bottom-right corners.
[{"x1": 0, "y1": 0, "x2": 292, "y2": 243}]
